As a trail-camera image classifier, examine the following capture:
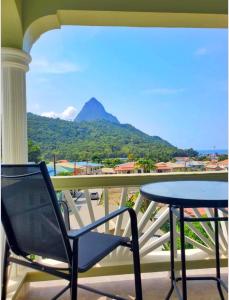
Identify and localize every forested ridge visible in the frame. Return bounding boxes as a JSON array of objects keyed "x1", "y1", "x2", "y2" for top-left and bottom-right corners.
[{"x1": 27, "y1": 112, "x2": 197, "y2": 162}]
